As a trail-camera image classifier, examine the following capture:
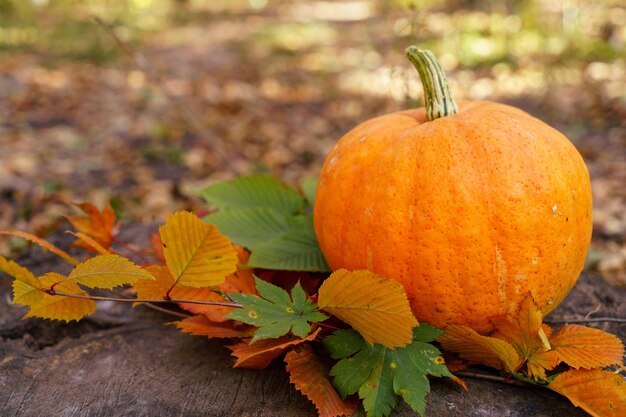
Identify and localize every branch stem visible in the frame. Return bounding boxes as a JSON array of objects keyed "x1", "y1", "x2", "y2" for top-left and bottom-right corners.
[
  {"x1": 47, "y1": 290, "x2": 243, "y2": 308},
  {"x1": 545, "y1": 317, "x2": 626, "y2": 324}
]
